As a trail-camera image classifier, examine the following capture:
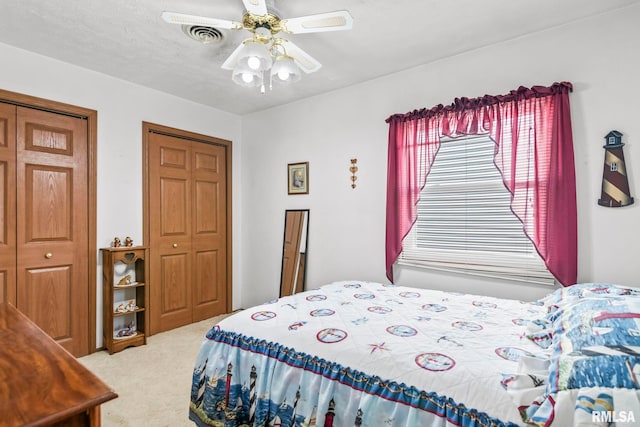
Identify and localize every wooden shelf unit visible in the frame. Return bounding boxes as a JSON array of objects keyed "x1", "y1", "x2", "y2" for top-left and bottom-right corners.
[{"x1": 101, "y1": 246, "x2": 149, "y2": 354}]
